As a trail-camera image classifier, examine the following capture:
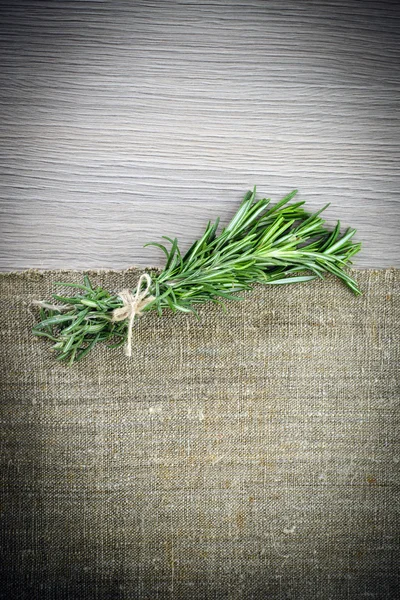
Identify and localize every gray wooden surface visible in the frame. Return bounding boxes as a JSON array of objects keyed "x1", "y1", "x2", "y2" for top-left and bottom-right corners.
[{"x1": 1, "y1": 0, "x2": 399, "y2": 271}]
